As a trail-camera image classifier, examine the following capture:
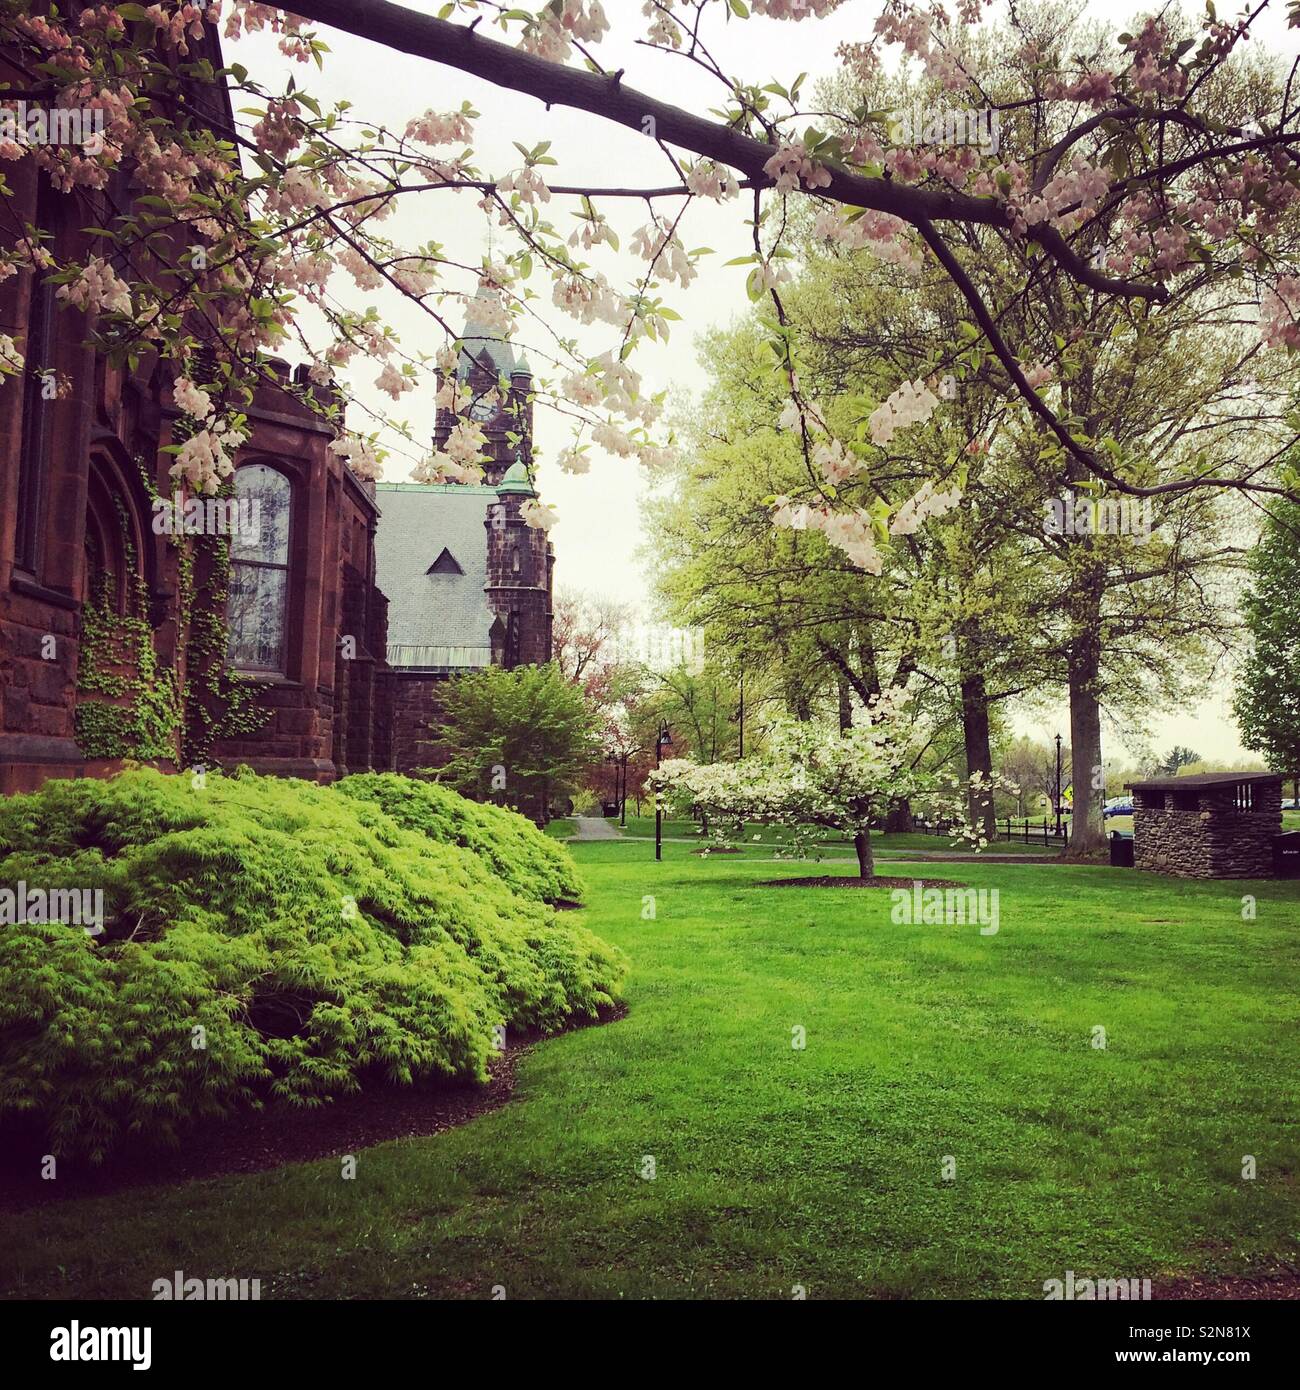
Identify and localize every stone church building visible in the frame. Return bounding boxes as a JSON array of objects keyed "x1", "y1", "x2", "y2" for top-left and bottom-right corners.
[
  {"x1": 0, "y1": 28, "x2": 552, "y2": 796},
  {"x1": 376, "y1": 291, "x2": 555, "y2": 774}
]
